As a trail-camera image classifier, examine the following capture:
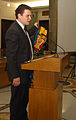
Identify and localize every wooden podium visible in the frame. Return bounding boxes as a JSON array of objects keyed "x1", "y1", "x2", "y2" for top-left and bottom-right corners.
[{"x1": 21, "y1": 53, "x2": 69, "y2": 120}]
